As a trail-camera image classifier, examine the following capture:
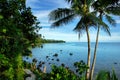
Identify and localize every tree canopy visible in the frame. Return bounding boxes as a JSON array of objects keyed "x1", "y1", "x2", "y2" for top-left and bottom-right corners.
[{"x1": 0, "y1": 0, "x2": 41, "y2": 79}]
